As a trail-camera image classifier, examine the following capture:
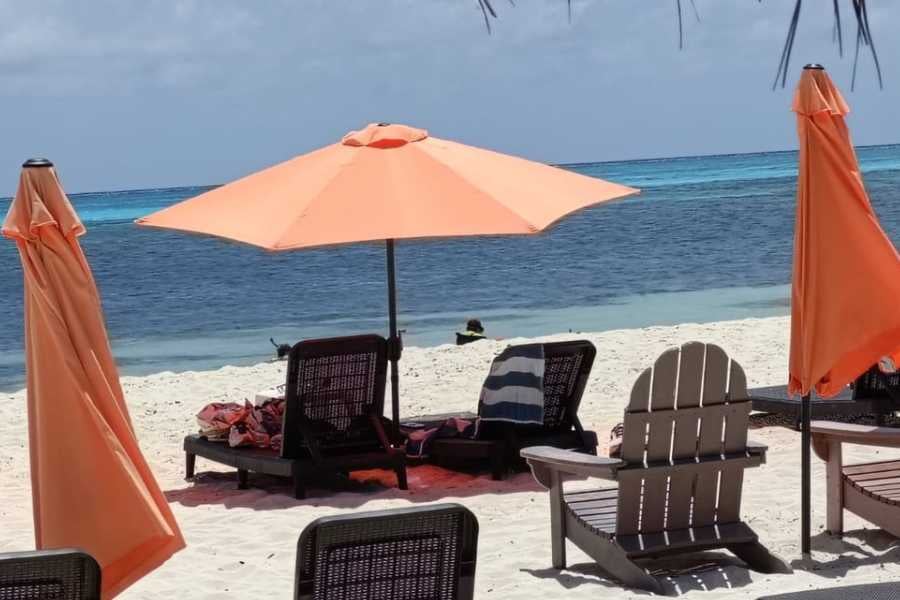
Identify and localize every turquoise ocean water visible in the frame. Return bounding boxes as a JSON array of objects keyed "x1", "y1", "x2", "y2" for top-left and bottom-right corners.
[{"x1": 1, "y1": 145, "x2": 899, "y2": 390}]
